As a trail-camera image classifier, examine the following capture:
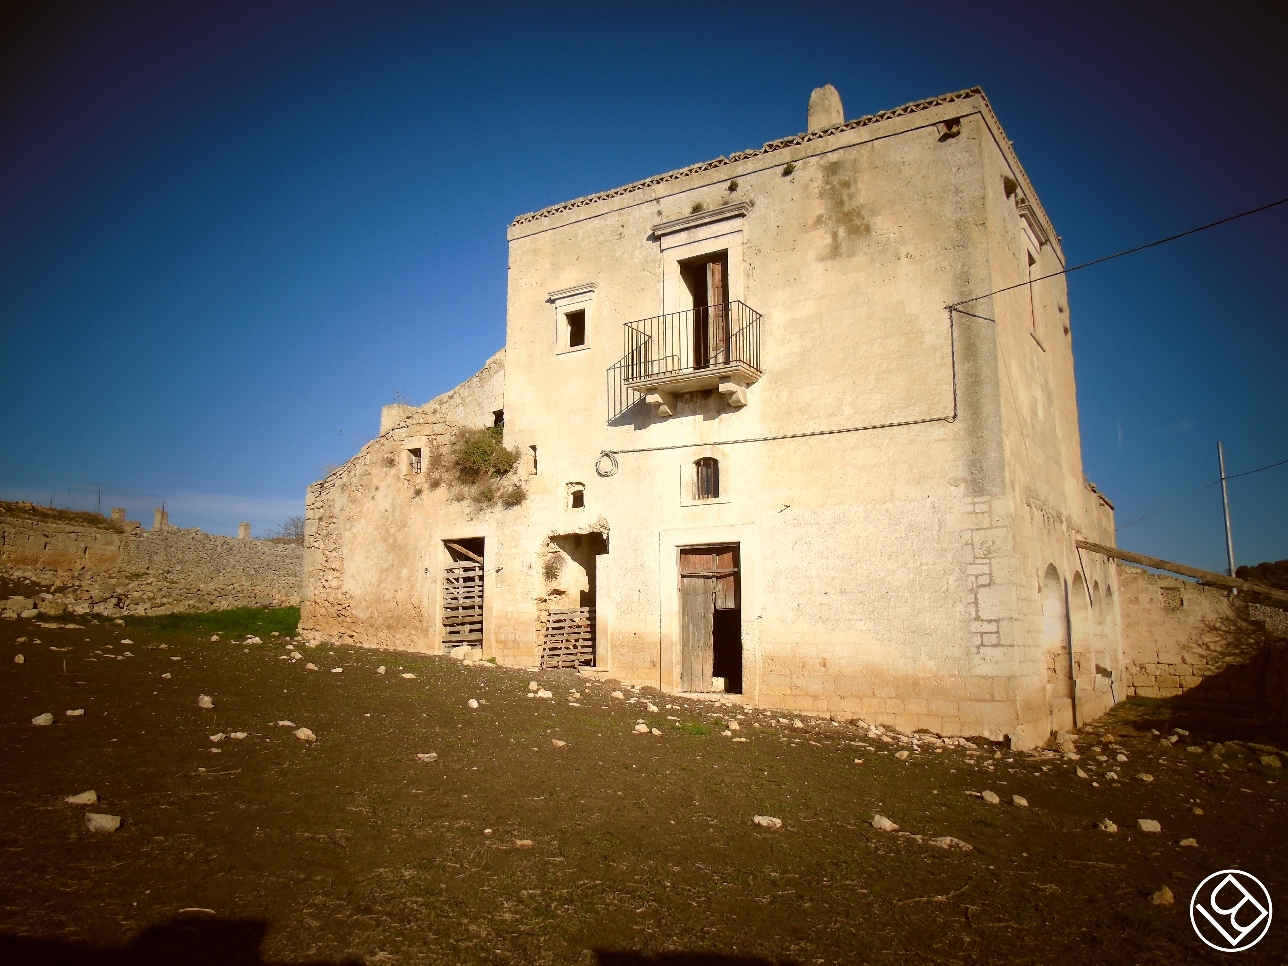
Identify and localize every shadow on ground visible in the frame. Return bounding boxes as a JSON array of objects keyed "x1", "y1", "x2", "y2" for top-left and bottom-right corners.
[{"x1": 0, "y1": 918, "x2": 361, "y2": 966}]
